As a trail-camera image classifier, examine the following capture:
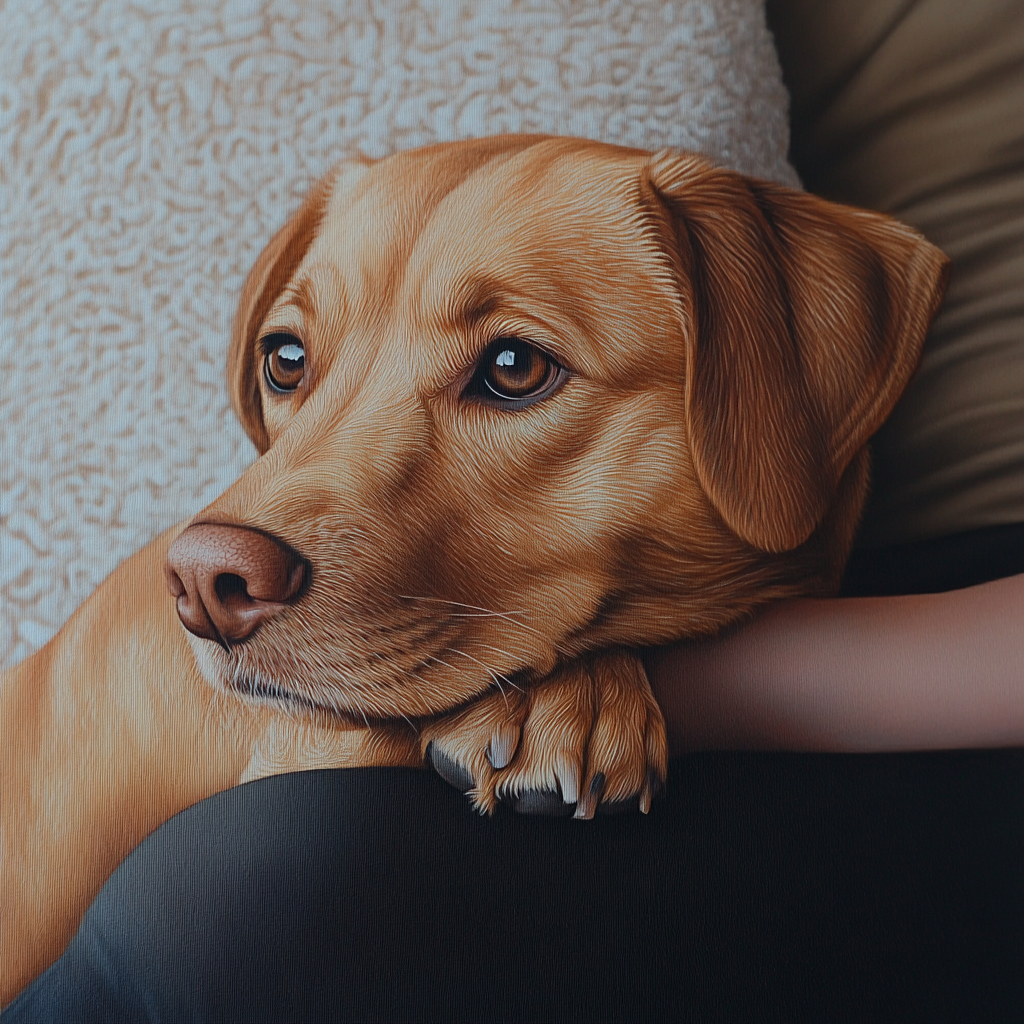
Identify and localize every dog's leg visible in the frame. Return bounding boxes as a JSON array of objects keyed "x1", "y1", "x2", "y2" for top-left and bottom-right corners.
[
  {"x1": 0, "y1": 526, "x2": 419, "y2": 1006},
  {"x1": 421, "y1": 649, "x2": 668, "y2": 817},
  {"x1": 0, "y1": 527, "x2": 264, "y2": 1004}
]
